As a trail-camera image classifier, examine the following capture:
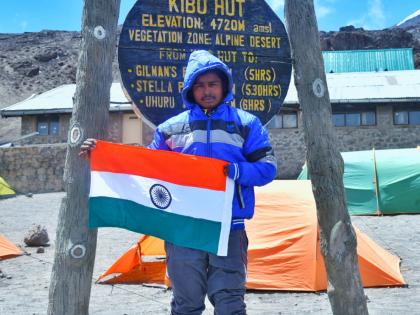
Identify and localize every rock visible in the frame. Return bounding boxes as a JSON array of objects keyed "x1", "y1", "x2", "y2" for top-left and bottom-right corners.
[
  {"x1": 11, "y1": 60, "x2": 34, "y2": 75},
  {"x1": 36, "y1": 247, "x2": 45, "y2": 254},
  {"x1": 26, "y1": 67, "x2": 39, "y2": 77},
  {"x1": 339, "y1": 25, "x2": 356, "y2": 32},
  {"x1": 339, "y1": 25, "x2": 364, "y2": 32},
  {"x1": 24, "y1": 225, "x2": 49, "y2": 247},
  {"x1": 26, "y1": 193, "x2": 33, "y2": 198},
  {"x1": 34, "y1": 50, "x2": 58, "y2": 62}
]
